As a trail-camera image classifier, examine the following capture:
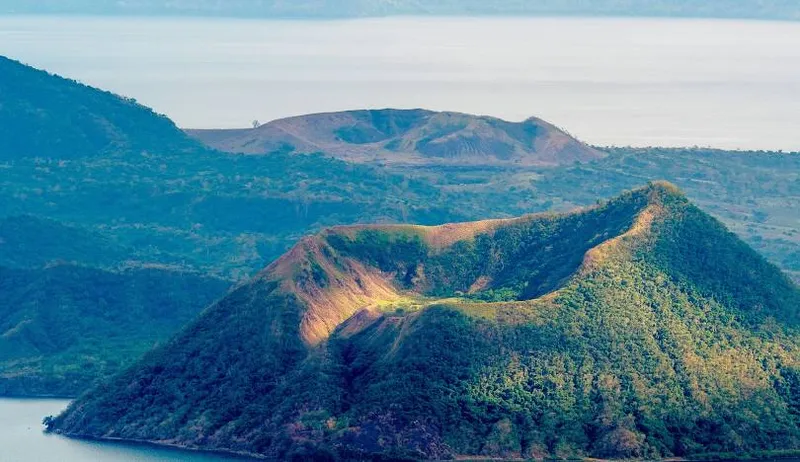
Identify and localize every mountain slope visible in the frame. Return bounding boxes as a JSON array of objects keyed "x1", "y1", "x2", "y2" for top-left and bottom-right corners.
[
  {"x1": 2, "y1": 57, "x2": 794, "y2": 279},
  {"x1": 0, "y1": 56, "x2": 197, "y2": 159},
  {"x1": 2, "y1": 56, "x2": 797, "y2": 404},
  {"x1": 0, "y1": 57, "x2": 479, "y2": 397},
  {"x1": 187, "y1": 109, "x2": 606, "y2": 166},
  {"x1": 0, "y1": 216, "x2": 231, "y2": 397},
  {"x1": 0, "y1": 264, "x2": 230, "y2": 397},
  {"x1": 536, "y1": 147, "x2": 800, "y2": 279},
  {"x1": 0, "y1": 215, "x2": 128, "y2": 269},
  {"x1": 47, "y1": 183, "x2": 800, "y2": 460}
]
